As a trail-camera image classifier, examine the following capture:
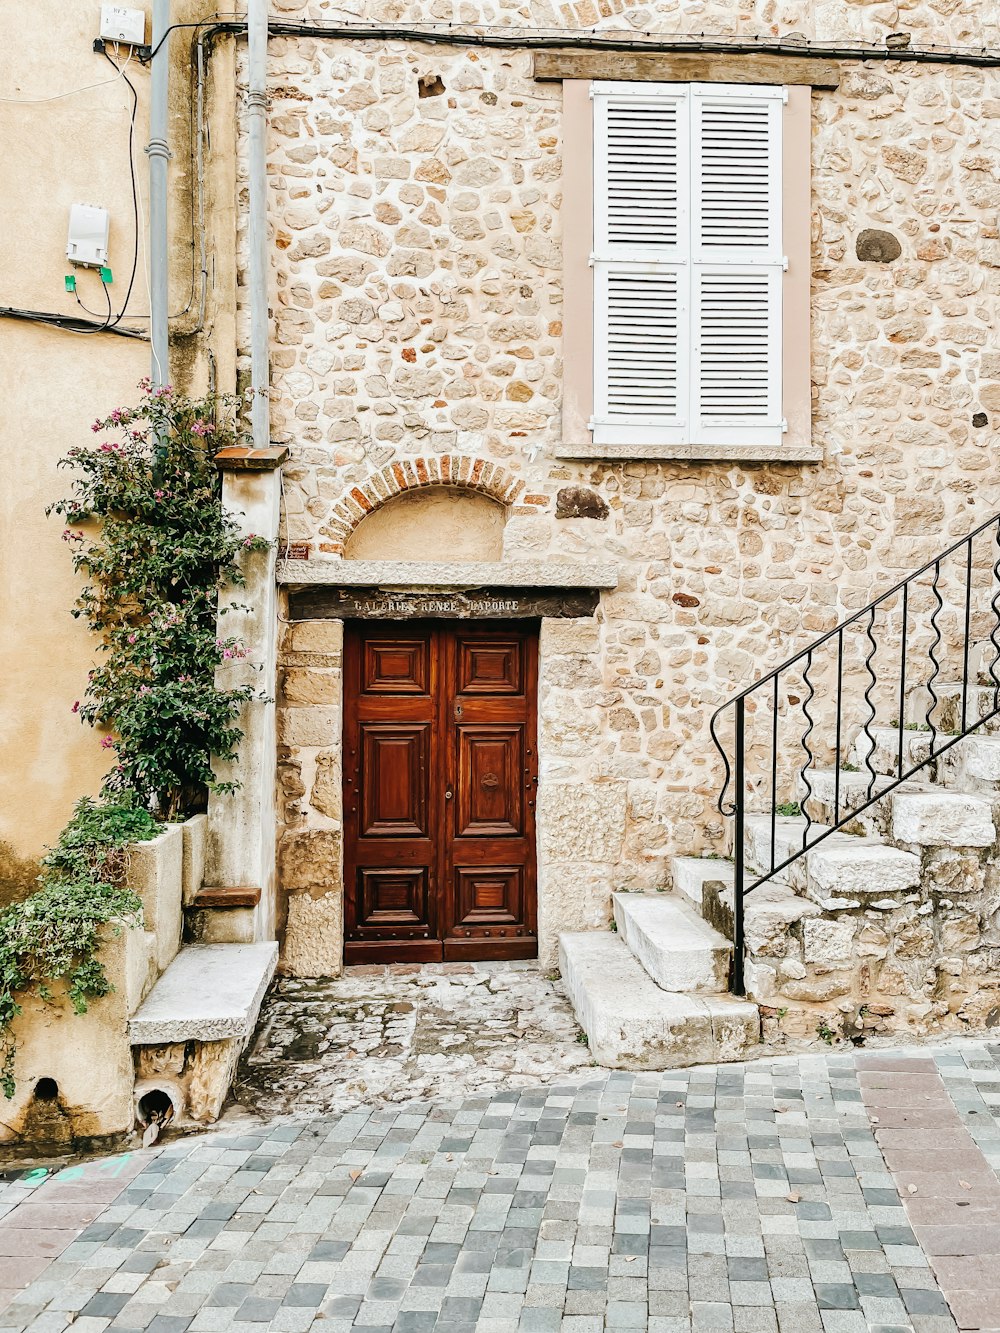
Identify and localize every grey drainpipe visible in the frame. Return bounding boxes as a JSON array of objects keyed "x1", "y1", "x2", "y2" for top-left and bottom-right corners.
[
  {"x1": 247, "y1": 0, "x2": 270, "y2": 447},
  {"x1": 147, "y1": 0, "x2": 171, "y2": 387}
]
